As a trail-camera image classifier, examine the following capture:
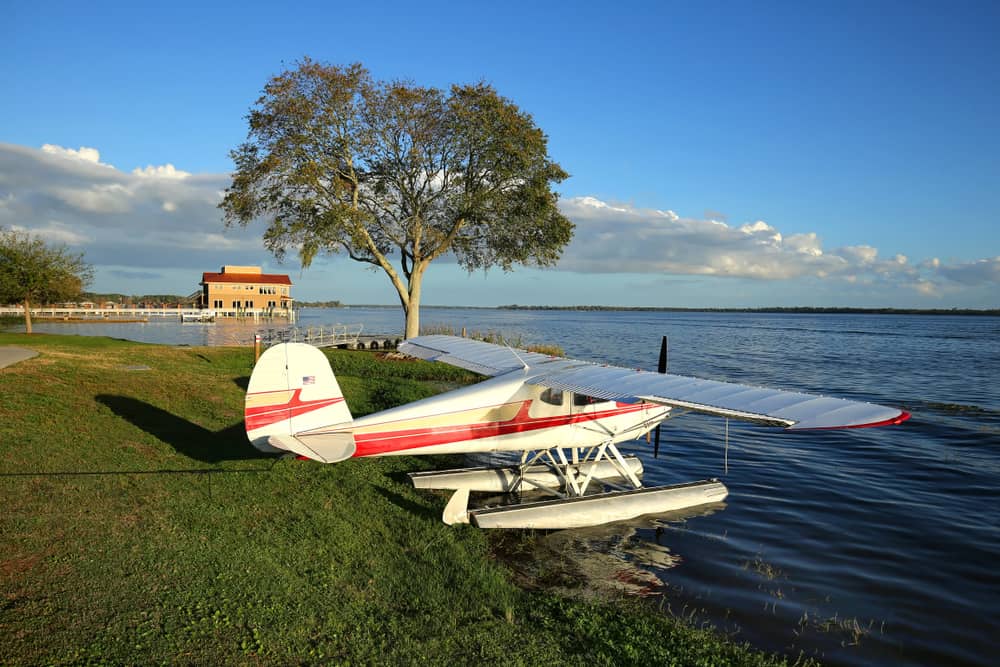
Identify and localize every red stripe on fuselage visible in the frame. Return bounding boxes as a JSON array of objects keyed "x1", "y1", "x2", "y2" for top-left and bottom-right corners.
[
  {"x1": 245, "y1": 389, "x2": 344, "y2": 431},
  {"x1": 352, "y1": 400, "x2": 654, "y2": 457}
]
